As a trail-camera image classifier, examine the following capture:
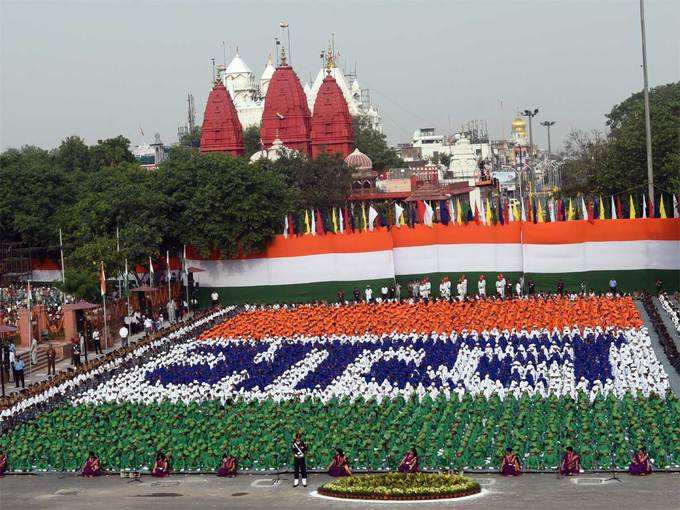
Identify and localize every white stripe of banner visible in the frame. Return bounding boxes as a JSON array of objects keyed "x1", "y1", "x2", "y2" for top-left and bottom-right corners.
[
  {"x1": 188, "y1": 250, "x2": 395, "y2": 287},
  {"x1": 523, "y1": 240, "x2": 680, "y2": 273},
  {"x1": 393, "y1": 244, "x2": 524, "y2": 275}
]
